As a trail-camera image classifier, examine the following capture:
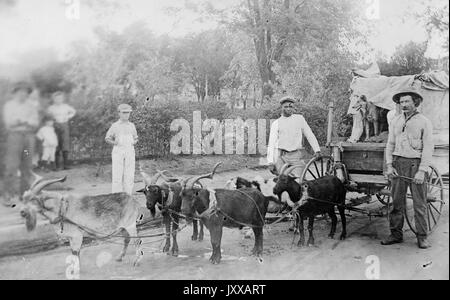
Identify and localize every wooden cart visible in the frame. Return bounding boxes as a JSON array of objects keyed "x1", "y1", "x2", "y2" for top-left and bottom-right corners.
[{"x1": 298, "y1": 103, "x2": 447, "y2": 235}]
